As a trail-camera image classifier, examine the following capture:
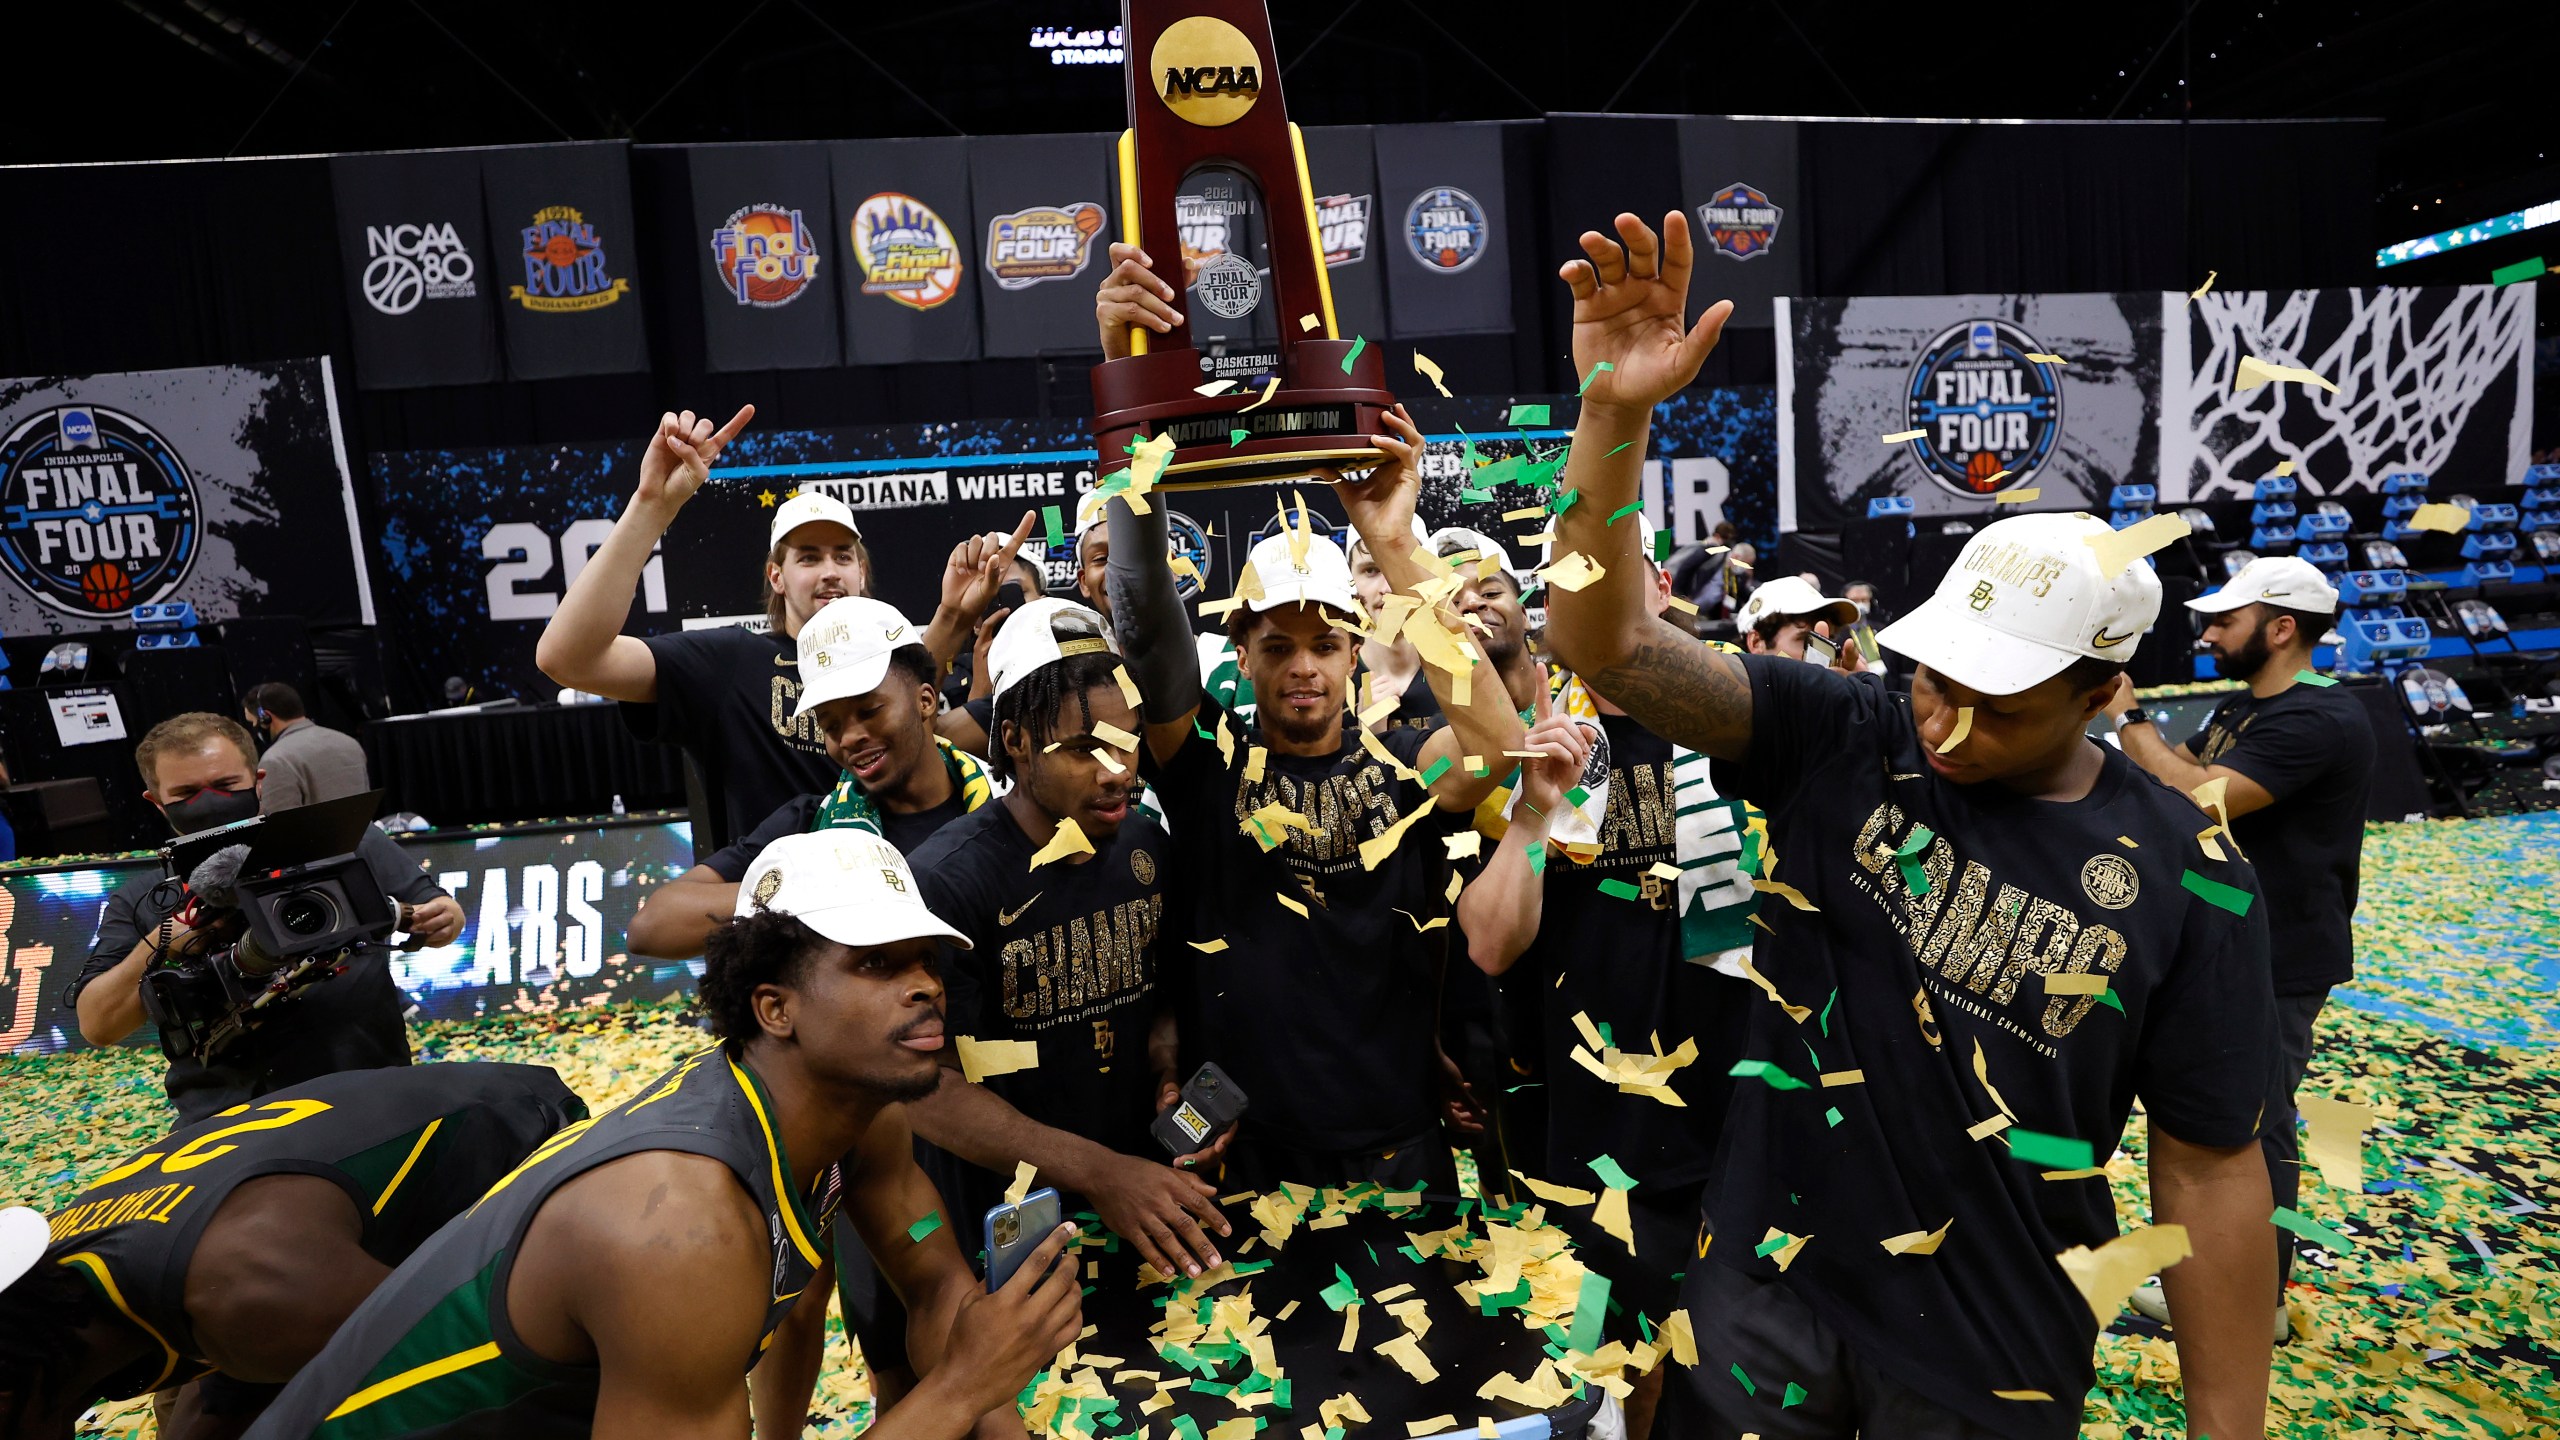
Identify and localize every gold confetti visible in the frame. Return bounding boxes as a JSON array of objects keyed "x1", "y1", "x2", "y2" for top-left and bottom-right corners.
[
  {"x1": 1244, "y1": 745, "x2": 1268, "y2": 783},
  {"x1": 1881, "y1": 1218, "x2": 1953, "y2": 1255},
  {"x1": 1090, "y1": 720, "x2": 1140, "y2": 752},
  {"x1": 1445, "y1": 831, "x2": 1484, "y2": 860},
  {"x1": 2234, "y1": 353, "x2": 2339, "y2": 395},
  {"x1": 1359, "y1": 792, "x2": 1442, "y2": 871},
  {"x1": 1194, "y1": 379, "x2": 1238, "y2": 397},
  {"x1": 2083, "y1": 512, "x2": 2191, "y2": 578},
  {"x1": 1277, "y1": 891, "x2": 1309, "y2": 917},
  {"x1": 1541, "y1": 551, "x2": 1607, "y2": 592},
  {"x1": 1881, "y1": 429, "x2": 1928, "y2": 443},
  {"x1": 1752, "y1": 878, "x2": 1819, "y2": 912},
  {"x1": 2042, "y1": 973, "x2": 2110, "y2": 995},
  {"x1": 1339, "y1": 1301, "x2": 1362, "y2": 1352},
  {"x1": 1510, "y1": 1170, "x2": 1599, "y2": 1207},
  {"x1": 2407, "y1": 502, "x2": 2471, "y2": 534},
  {"x1": 2299, "y1": 1093, "x2": 2372, "y2": 1192},
  {"x1": 1758, "y1": 1226, "x2": 1811, "y2": 1271},
  {"x1": 1239, "y1": 377, "x2": 1282, "y2": 412},
  {"x1": 1189, "y1": 938, "x2": 1230, "y2": 953},
  {"x1": 1736, "y1": 957, "x2": 1813, "y2": 1023},
  {"x1": 1005, "y1": 1160, "x2": 1038, "y2": 1205},
  {"x1": 1300, "y1": 313, "x2": 1321, "y2": 333},
  {"x1": 2056, "y1": 1224, "x2": 2191, "y2": 1322},
  {"x1": 1995, "y1": 1390, "x2": 2057, "y2": 1402},
  {"x1": 2273, "y1": 459, "x2": 2297, "y2": 477},
  {"x1": 1414, "y1": 351, "x2": 1453, "y2": 398},
  {"x1": 2187, "y1": 269, "x2": 2217, "y2": 306},
  {"x1": 1937, "y1": 706, "x2": 1974, "y2": 754},
  {"x1": 1029, "y1": 818, "x2": 1096, "y2": 868},
  {"x1": 2024, "y1": 353, "x2": 2067, "y2": 365},
  {"x1": 1113, "y1": 666, "x2": 1142, "y2": 709},
  {"x1": 1991, "y1": 488, "x2": 2041, "y2": 504},
  {"x1": 1819, "y1": 1070, "x2": 1866, "y2": 1087},
  {"x1": 957, "y1": 1036, "x2": 1040, "y2": 1083},
  {"x1": 1967, "y1": 1113, "x2": 2012, "y2": 1142}
]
